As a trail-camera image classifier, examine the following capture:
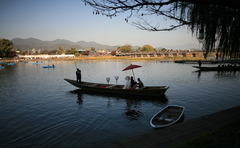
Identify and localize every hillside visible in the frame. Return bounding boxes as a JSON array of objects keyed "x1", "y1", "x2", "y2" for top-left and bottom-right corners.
[
  {"x1": 11, "y1": 38, "x2": 117, "y2": 51},
  {"x1": 10, "y1": 38, "x2": 198, "y2": 51}
]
